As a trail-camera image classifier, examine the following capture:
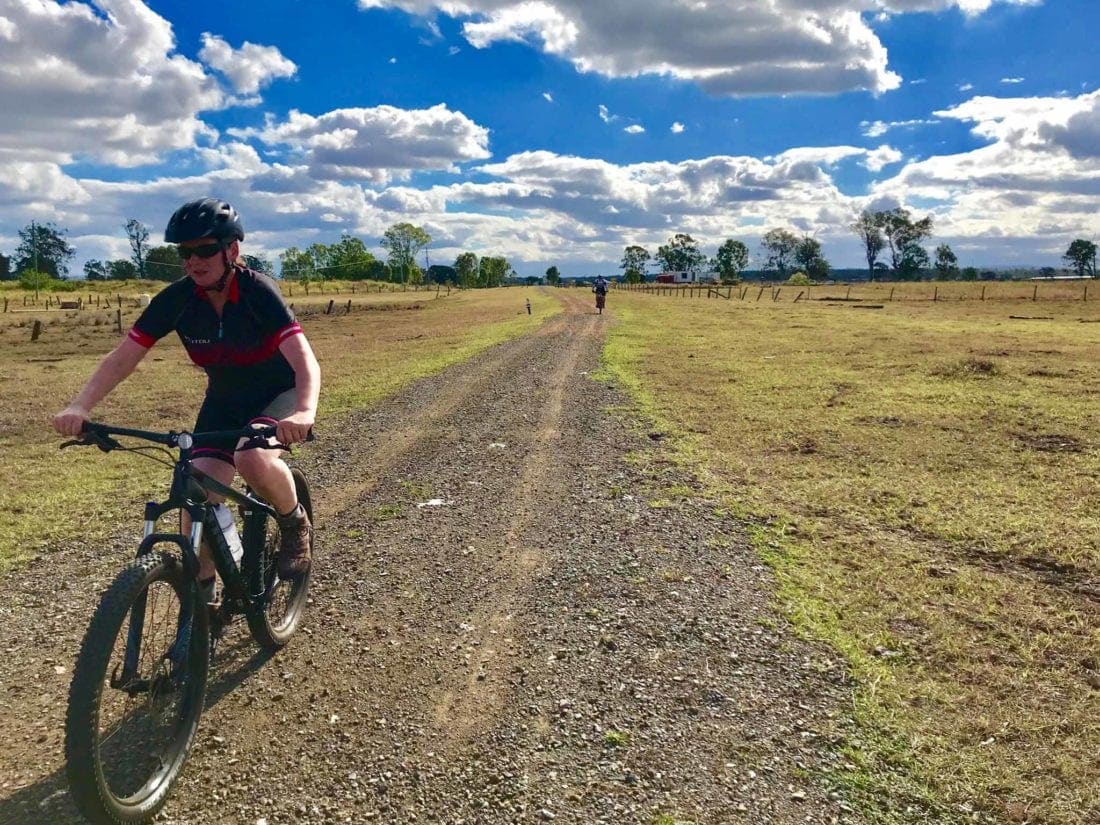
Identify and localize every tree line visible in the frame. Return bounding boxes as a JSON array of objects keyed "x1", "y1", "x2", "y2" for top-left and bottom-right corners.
[
  {"x1": 1, "y1": 213, "x2": 1096, "y2": 287},
  {"x1": 619, "y1": 209, "x2": 1098, "y2": 283},
  {"x1": 0, "y1": 220, "x2": 520, "y2": 289}
]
